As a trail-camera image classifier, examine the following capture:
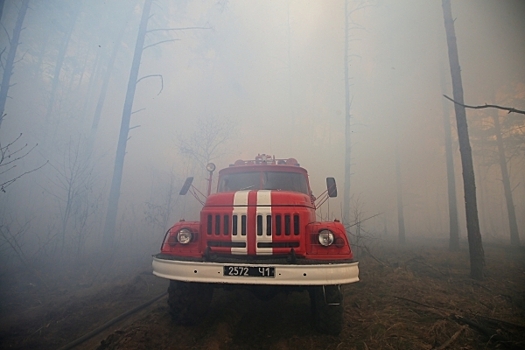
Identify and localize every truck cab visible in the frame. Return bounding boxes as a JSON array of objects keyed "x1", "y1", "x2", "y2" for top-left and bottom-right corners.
[{"x1": 152, "y1": 155, "x2": 359, "y2": 334}]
